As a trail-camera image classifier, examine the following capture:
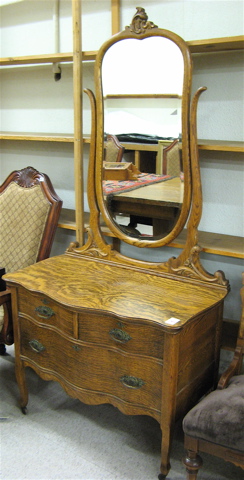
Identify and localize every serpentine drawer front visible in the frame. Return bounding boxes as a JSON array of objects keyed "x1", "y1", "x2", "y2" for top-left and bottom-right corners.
[
  {"x1": 18, "y1": 287, "x2": 74, "y2": 336},
  {"x1": 18, "y1": 287, "x2": 165, "y2": 359},
  {"x1": 19, "y1": 316, "x2": 162, "y2": 415},
  {"x1": 78, "y1": 312, "x2": 165, "y2": 358}
]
